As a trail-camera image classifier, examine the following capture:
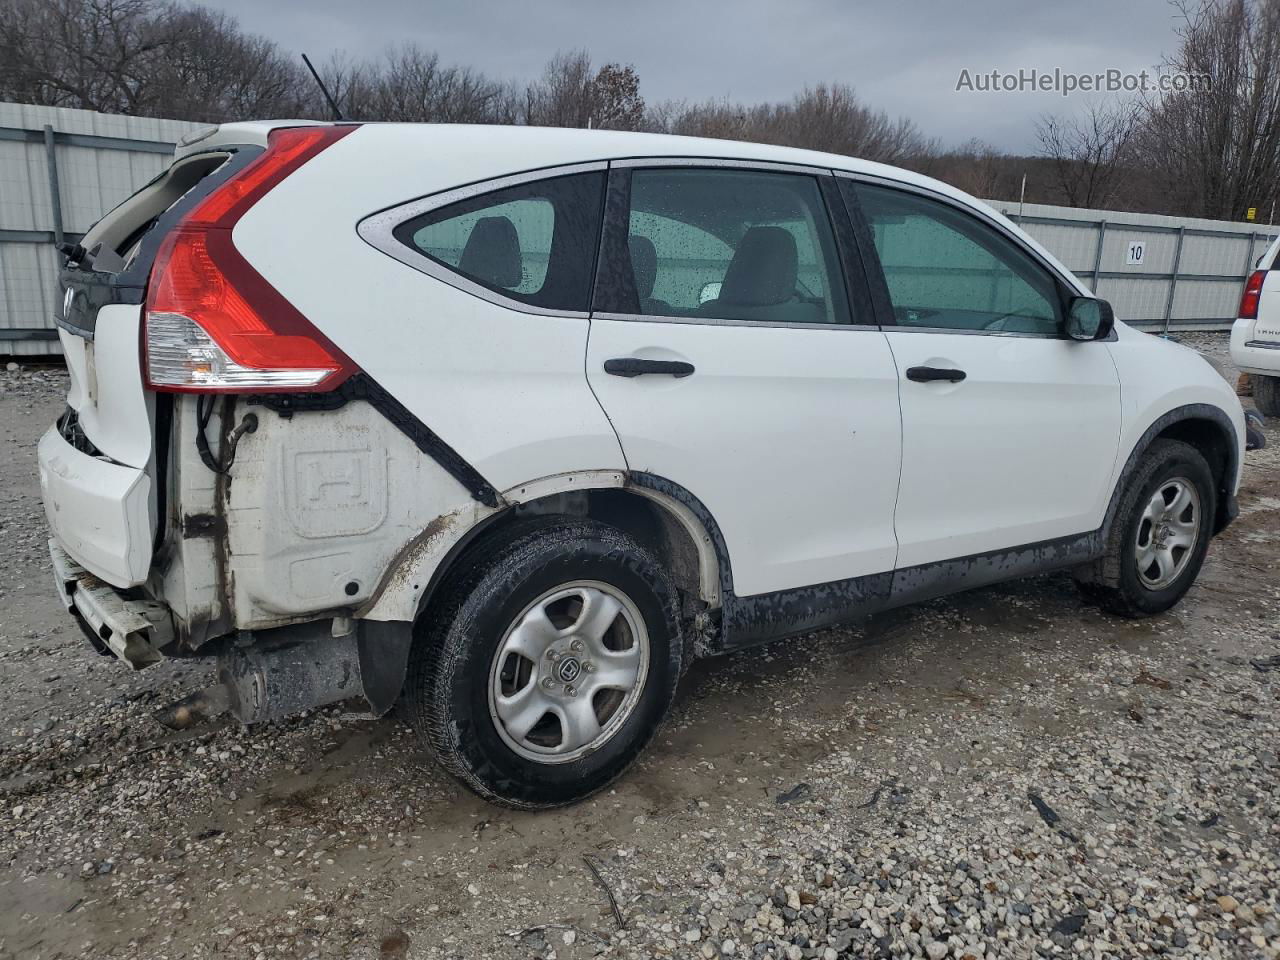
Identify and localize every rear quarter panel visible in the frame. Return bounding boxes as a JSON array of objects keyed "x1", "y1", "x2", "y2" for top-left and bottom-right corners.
[
  {"x1": 231, "y1": 125, "x2": 626, "y2": 491},
  {"x1": 223, "y1": 399, "x2": 491, "y2": 627}
]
